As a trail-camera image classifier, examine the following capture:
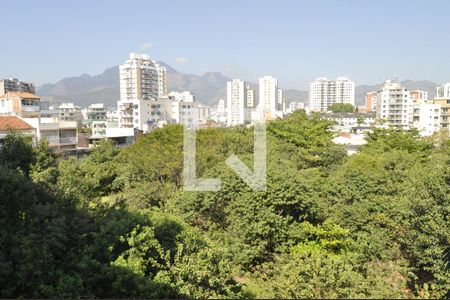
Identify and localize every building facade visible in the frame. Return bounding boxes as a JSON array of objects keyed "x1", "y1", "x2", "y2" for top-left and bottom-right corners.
[
  {"x1": 376, "y1": 80, "x2": 413, "y2": 129},
  {"x1": 0, "y1": 92, "x2": 41, "y2": 118},
  {"x1": 308, "y1": 77, "x2": 355, "y2": 111},
  {"x1": 0, "y1": 78, "x2": 35, "y2": 96},
  {"x1": 258, "y1": 76, "x2": 283, "y2": 120},
  {"x1": 431, "y1": 98, "x2": 450, "y2": 130},
  {"x1": 118, "y1": 53, "x2": 169, "y2": 132},
  {"x1": 227, "y1": 79, "x2": 246, "y2": 126},
  {"x1": 58, "y1": 103, "x2": 83, "y2": 126},
  {"x1": 412, "y1": 103, "x2": 441, "y2": 136},
  {"x1": 436, "y1": 83, "x2": 450, "y2": 99},
  {"x1": 365, "y1": 91, "x2": 377, "y2": 112}
]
